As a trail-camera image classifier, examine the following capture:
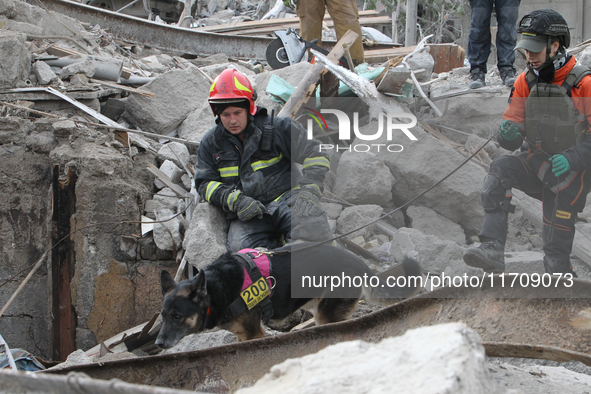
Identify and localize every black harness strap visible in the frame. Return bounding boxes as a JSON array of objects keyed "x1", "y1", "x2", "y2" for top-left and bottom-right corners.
[{"x1": 219, "y1": 252, "x2": 274, "y2": 324}]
